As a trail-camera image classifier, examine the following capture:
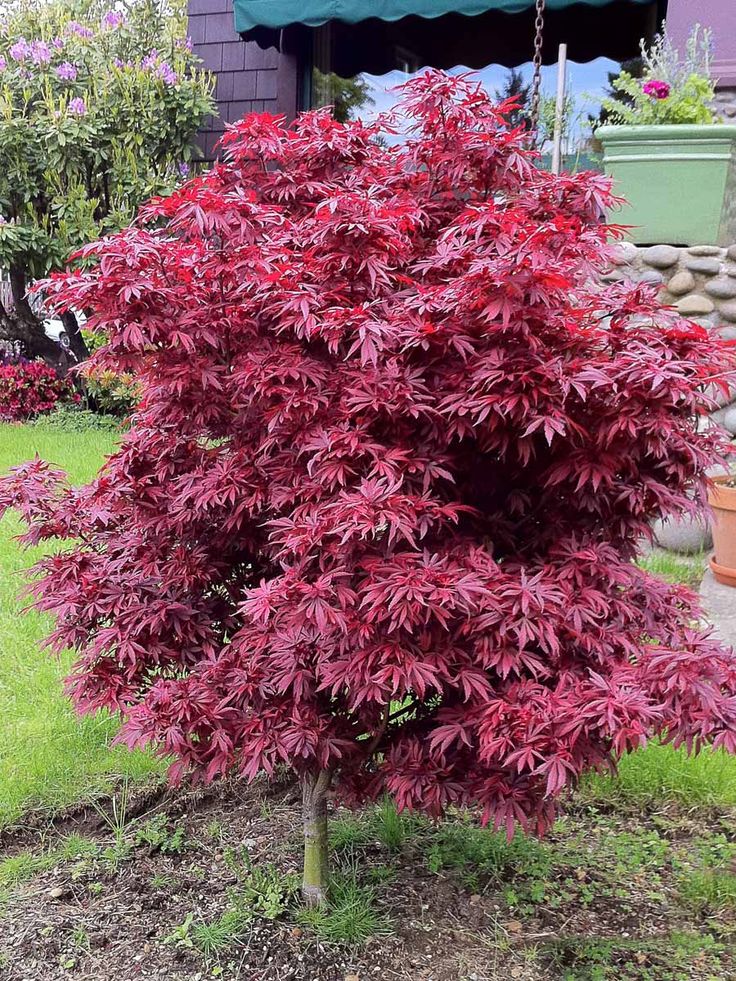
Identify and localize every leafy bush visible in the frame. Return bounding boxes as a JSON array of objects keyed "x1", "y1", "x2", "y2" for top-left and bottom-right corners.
[
  {"x1": 0, "y1": 354, "x2": 77, "y2": 420},
  {"x1": 81, "y1": 329, "x2": 139, "y2": 416},
  {"x1": 32, "y1": 404, "x2": 121, "y2": 432},
  {"x1": 3, "y1": 71, "x2": 736, "y2": 900},
  {"x1": 0, "y1": 0, "x2": 213, "y2": 362},
  {"x1": 602, "y1": 25, "x2": 717, "y2": 125}
]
